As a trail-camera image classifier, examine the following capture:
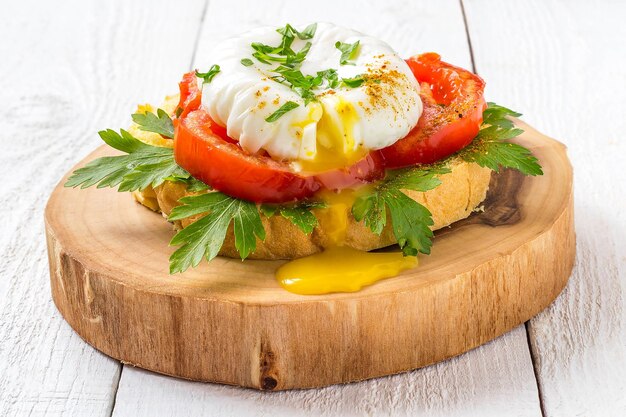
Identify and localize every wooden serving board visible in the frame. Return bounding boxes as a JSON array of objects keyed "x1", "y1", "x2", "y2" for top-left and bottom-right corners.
[{"x1": 45, "y1": 120, "x2": 574, "y2": 390}]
